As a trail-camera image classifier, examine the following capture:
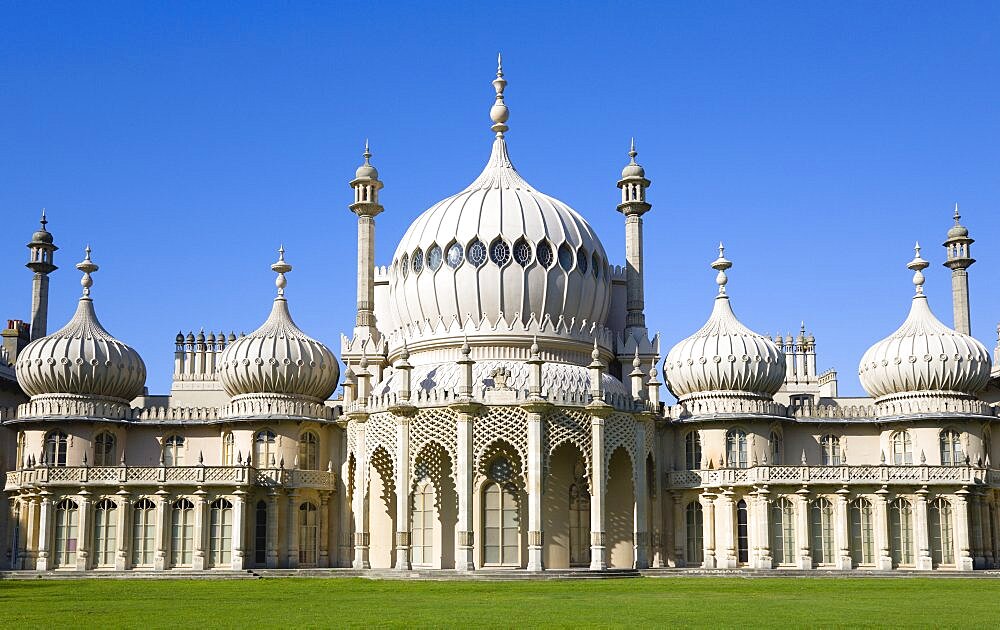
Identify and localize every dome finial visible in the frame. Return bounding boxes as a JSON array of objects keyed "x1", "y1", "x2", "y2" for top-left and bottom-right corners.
[
  {"x1": 629, "y1": 137, "x2": 637, "y2": 163},
  {"x1": 954, "y1": 202, "x2": 961, "y2": 224},
  {"x1": 907, "y1": 241, "x2": 929, "y2": 295},
  {"x1": 40, "y1": 208, "x2": 48, "y2": 230},
  {"x1": 76, "y1": 245, "x2": 99, "y2": 297},
  {"x1": 490, "y1": 53, "x2": 509, "y2": 136},
  {"x1": 711, "y1": 242, "x2": 732, "y2": 295},
  {"x1": 271, "y1": 245, "x2": 293, "y2": 297},
  {"x1": 363, "y1": 139, "x2": 371, "y2": 165}
]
